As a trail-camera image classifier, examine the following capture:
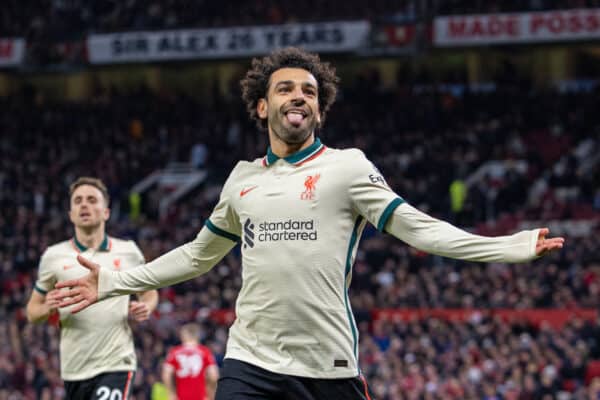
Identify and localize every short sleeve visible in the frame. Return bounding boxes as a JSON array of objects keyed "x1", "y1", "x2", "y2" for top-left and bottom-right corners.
[
  {"x1": 34, "y1": 250, "x2": 57, "y2": 295},
  {"x1": 205, "y1": 164, "x2": 242, "y2": 242},
  {"x1": 347, "y1": 150, "x2": 405, "y2": 232}
]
